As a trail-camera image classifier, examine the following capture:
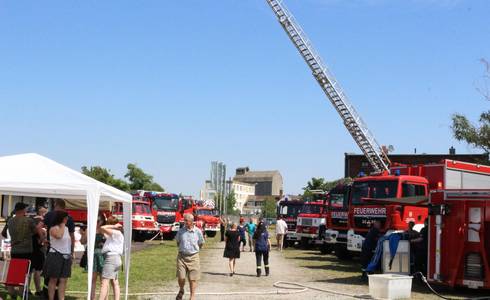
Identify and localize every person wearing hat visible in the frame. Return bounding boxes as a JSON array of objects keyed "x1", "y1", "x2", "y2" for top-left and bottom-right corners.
[{"x1": 7, "y1": 202, "x2": 37, "y2": 297}]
